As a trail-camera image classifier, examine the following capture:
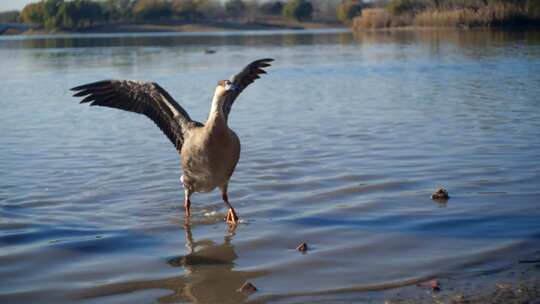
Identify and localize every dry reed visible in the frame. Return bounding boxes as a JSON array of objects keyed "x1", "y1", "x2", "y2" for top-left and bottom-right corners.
[
  {"x1": 353, "y1": 8, "x2": 412, "y2": 29},
  {"x1": 353, "y1": 2, "x2": 537, "y2": 30},
  {"x1": 414, "y1": 3, "x2": 528, "y2": 28}
]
